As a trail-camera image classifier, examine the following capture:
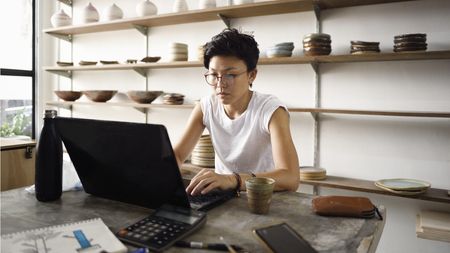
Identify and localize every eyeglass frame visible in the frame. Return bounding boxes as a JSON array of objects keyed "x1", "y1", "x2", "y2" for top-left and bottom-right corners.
[{"x1": 203, "y1": 70, "x2": 249, "y2": 86}]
